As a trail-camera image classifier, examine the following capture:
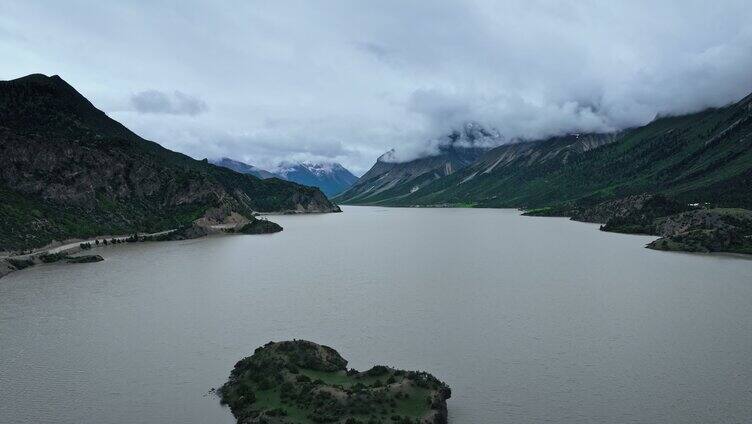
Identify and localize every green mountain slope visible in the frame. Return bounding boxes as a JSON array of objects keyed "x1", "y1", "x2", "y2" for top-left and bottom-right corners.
[
  {"x1": 335, "y1": 123, "x2": 499, "y2": 204},
  {"x1": 356, "y1": 93, "x2": 752, "y2": 209},
  {"x1": 0, "y1": 74, "x2": 339, "y2": 251}
]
